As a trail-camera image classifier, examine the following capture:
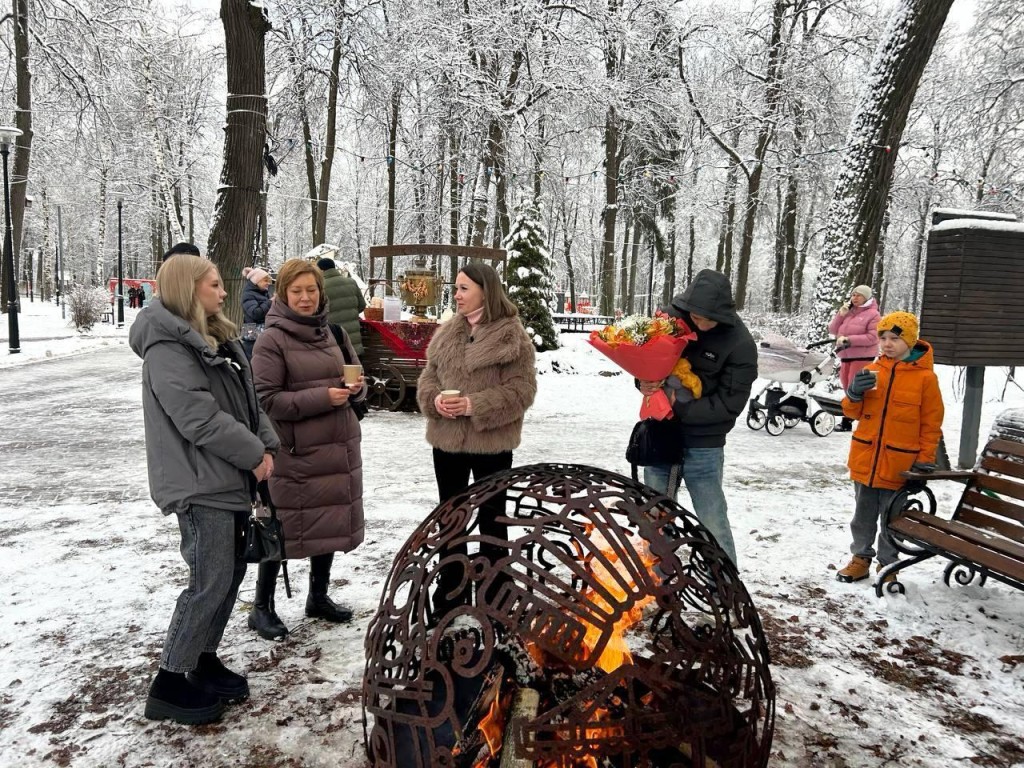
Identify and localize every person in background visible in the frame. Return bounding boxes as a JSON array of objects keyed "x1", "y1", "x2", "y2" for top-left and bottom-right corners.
[
  {"x1": 163, "y1": 242, "x2": 202, "y2": 262},
  {"x1": 416, "y1": 263, "x2": 537, "y2": 620},
  {"x1": 249, "y1": 259, "x2": 366, "y2": 640},
  {"x1": 638, "y1": 269, "x2": 758, "y2": 567},
  {"x1": 828, "y1": 284, "x2": 881, "y2": 432},
  {"x1": 319, "y1": 257, "x2": 366, "y2": 356},
  {"x1": 129, "y1": 255, "x2": 279, "y2": 725},
  {"x1": 240, "y1": 266, "x2": 273, "y2": 360},
  {"x1": 836, "y1": 311, "x2": 944, "y2": 584}
]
